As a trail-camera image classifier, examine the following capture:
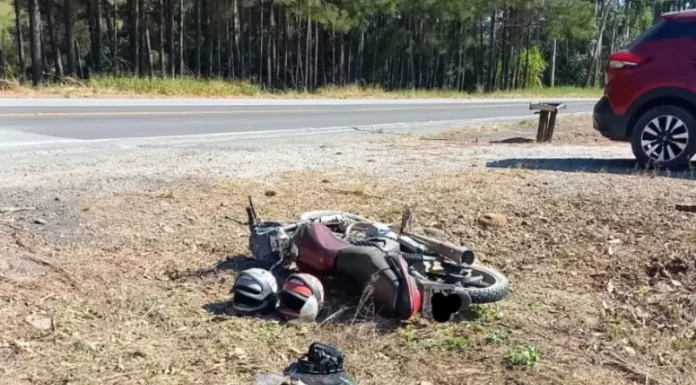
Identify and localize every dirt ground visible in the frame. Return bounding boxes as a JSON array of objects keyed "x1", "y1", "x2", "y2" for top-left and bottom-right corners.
[{"x1": 2, "y1": 115, "x2": 696, "y2": 385}]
